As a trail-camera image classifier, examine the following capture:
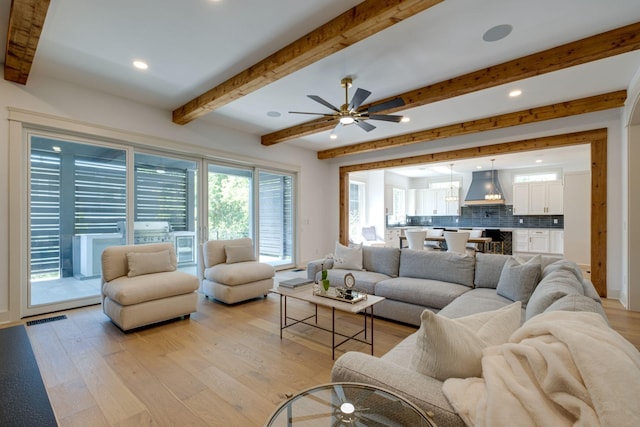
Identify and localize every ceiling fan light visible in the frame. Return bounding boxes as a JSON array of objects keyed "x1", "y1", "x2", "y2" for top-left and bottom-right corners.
[{"x1": 340, "y1": 116, "x2": 355, "y2": 125}]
